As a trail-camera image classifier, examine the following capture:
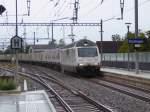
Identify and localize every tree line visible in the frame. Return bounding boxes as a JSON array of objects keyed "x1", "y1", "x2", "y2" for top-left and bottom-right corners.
[{"x1": 112, "y1": 30, "x2": 150, "y2": 52}]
